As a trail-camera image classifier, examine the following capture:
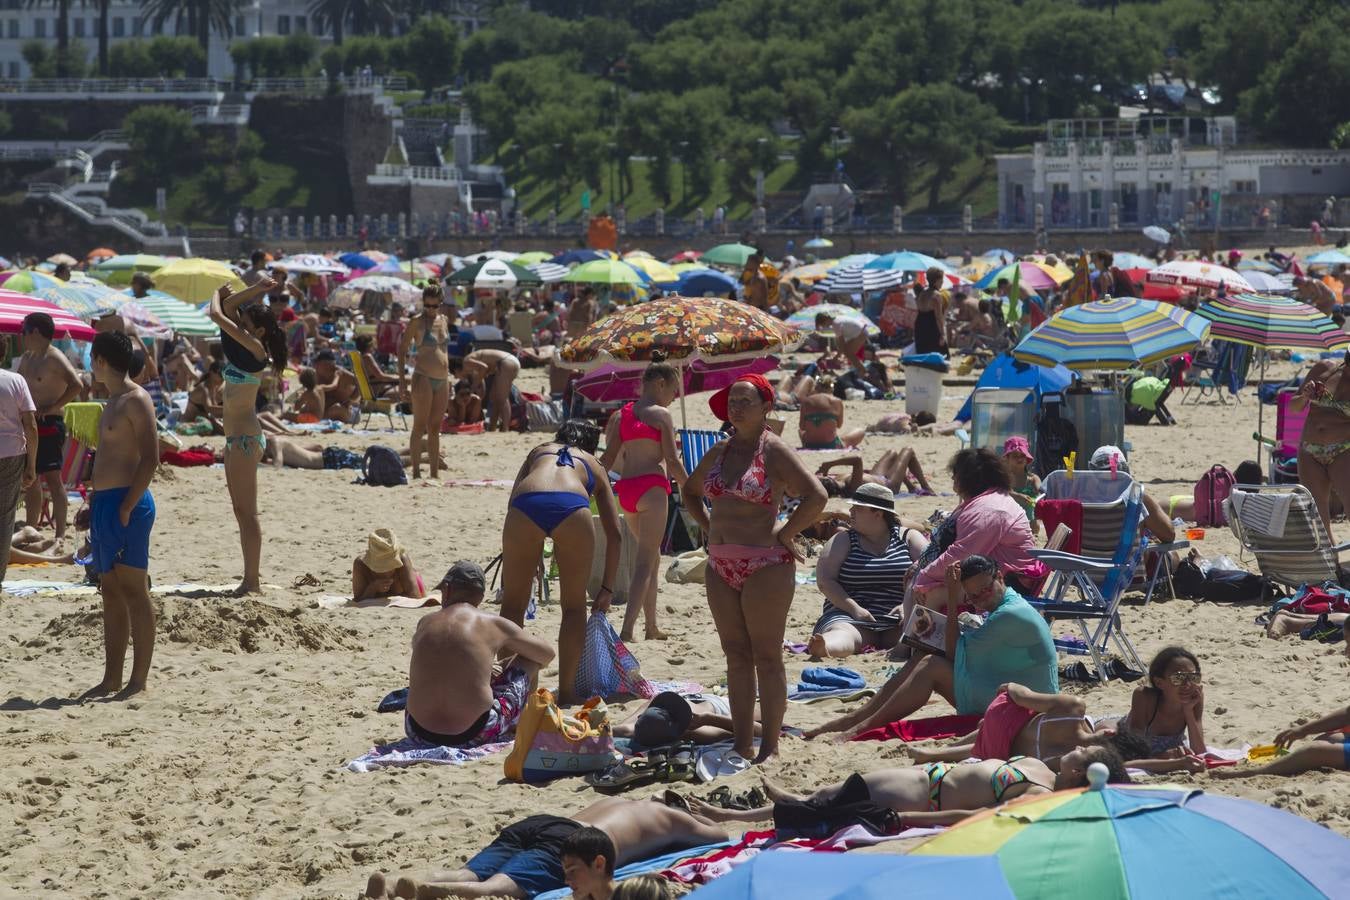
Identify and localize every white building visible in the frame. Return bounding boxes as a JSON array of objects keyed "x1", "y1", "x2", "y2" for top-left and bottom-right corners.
[
  {"x1": 0, "y1": 0, "x2": 487, "y2": 80},
  {"x1": 996, "y1": 116, "x2": 1350, "y2": 231}
]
